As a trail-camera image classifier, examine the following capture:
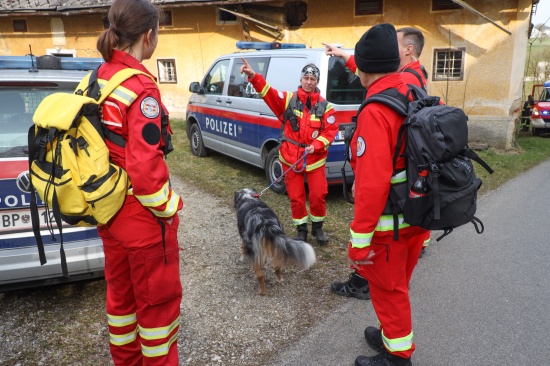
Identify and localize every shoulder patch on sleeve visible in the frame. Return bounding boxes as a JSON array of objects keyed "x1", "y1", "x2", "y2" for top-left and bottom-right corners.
[
  {"x1": 142, "y1": 122, "x2": 161, "y2": 145},
  {"x1": 278, "y1": 91, "x2": 284, "y2": 99},
  {"x1": 327, "y1": 115, "x2": 335, "y2": 124},
  {"x1": 141, "y1": 96, "x2": 160, "y2": 119},
  {"x1": 356, "y1": 136, "x2": 366, "y2": 157}
]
